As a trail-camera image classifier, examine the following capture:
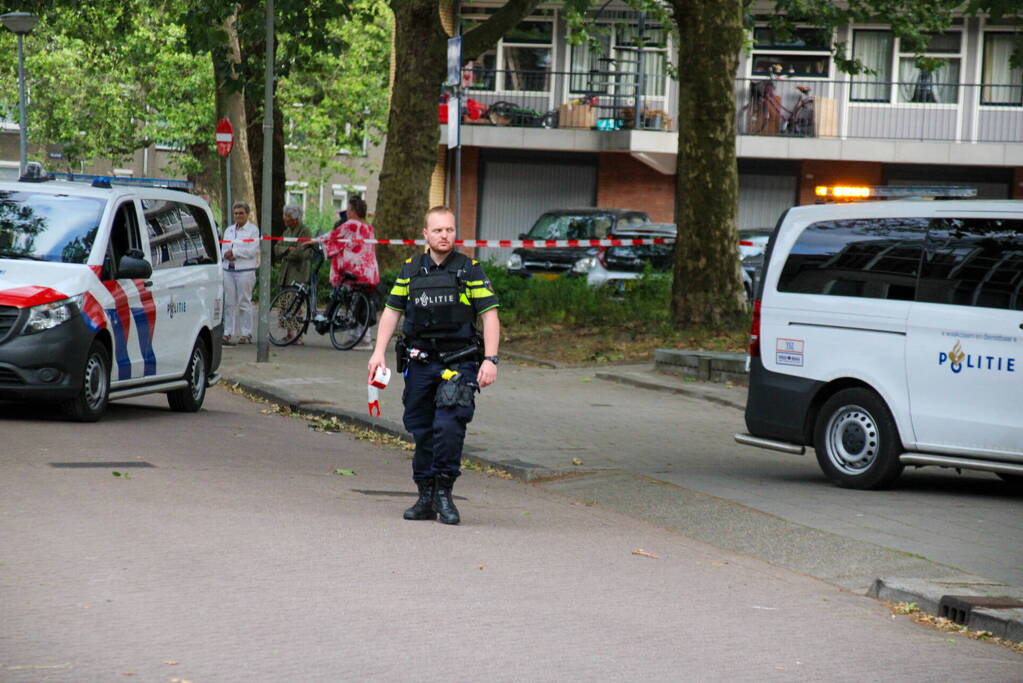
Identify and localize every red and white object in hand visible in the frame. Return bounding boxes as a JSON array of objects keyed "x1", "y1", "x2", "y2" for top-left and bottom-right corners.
[{"x1": 367, "y1": 367, "x2": 391, "y2": 417}]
